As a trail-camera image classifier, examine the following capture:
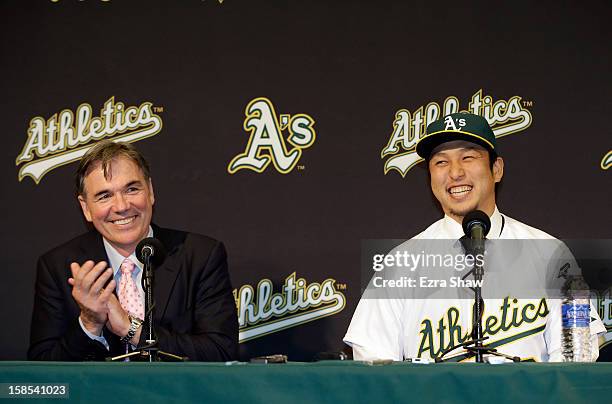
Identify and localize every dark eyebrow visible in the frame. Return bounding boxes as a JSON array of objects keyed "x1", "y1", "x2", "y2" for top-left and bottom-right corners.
[
  {"x1": 433, "y1": 147, "x2": 483, "y2": 156},
  {"x1": 430, "y1": 150, "x2": 450, "y2": 159},
  {"x1": 463, "y1": 146, "x2": 484, "y2": 153},
  {"x1": 125, "y1": 180, "x2": 143, "y2": 189},
  {"x1": 93, "y1": 189, "x2": 111, "y2": 199},
  {"x1": 92, "y1": 180, "x2": 143, "y2": 199}
]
